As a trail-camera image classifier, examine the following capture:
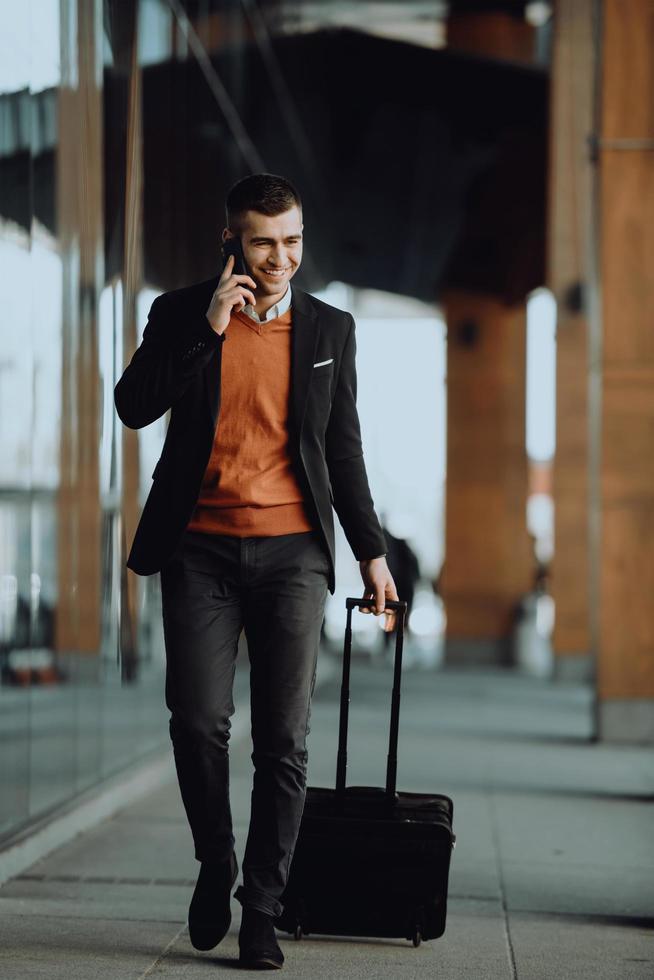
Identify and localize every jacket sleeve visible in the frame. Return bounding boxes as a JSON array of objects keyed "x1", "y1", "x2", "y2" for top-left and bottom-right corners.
[
  {"x1": 324, "y1": 313, "x2": 388, "y2": 561},
  {"x1": 114, "y1": 294, "x2": 225, "y2": 429}
]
